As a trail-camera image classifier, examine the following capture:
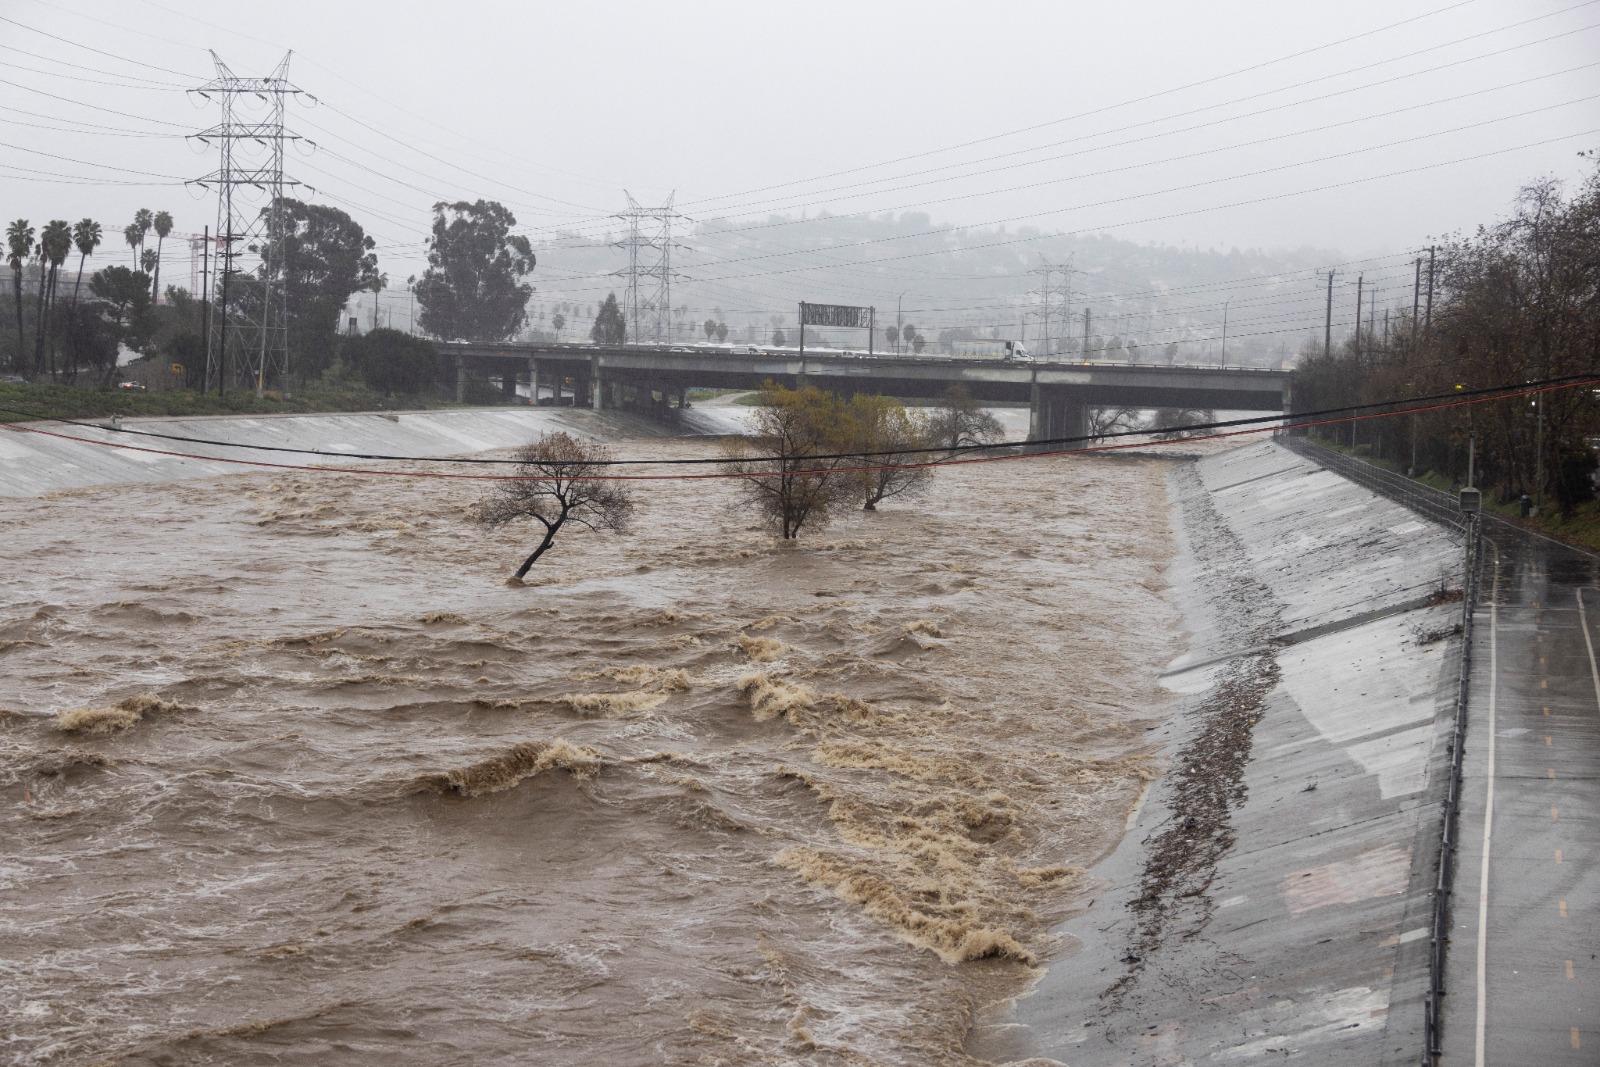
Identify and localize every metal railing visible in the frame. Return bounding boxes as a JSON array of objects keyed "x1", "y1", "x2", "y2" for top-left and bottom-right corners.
[{"x1": 1279, "y1": 435, "x2": 1469, "y2": 535}]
